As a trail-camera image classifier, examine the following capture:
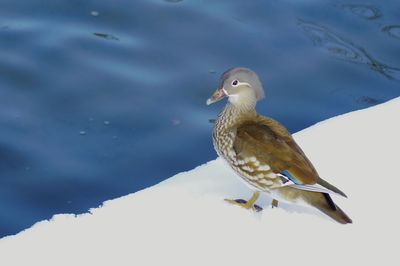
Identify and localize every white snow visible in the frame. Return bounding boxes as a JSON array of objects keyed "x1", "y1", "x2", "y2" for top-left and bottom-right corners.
[{"x1": 1, "y1": 98, "x2": 400, "y2": 266}]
